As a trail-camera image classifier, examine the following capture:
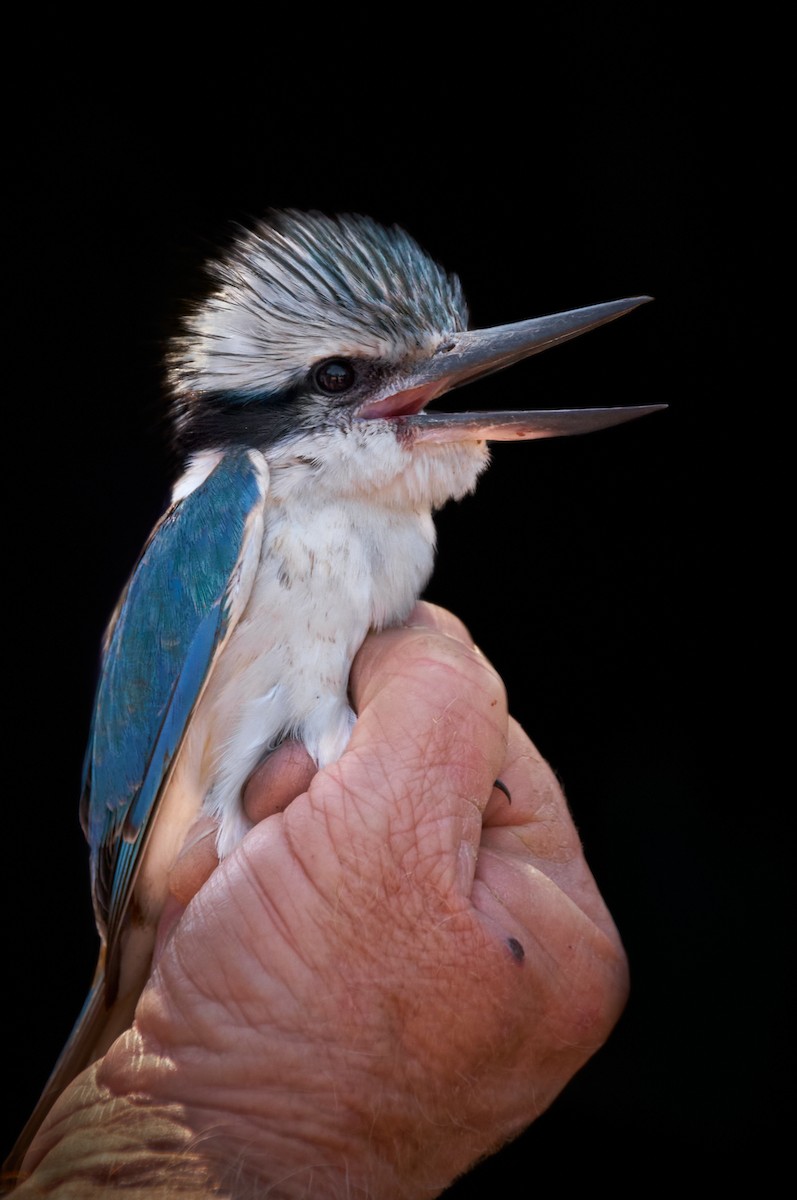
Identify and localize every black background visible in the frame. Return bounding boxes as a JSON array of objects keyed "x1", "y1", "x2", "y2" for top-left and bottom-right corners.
[{"x1": 6, "y1": 11, "x2": 780, "y2": 1193}]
